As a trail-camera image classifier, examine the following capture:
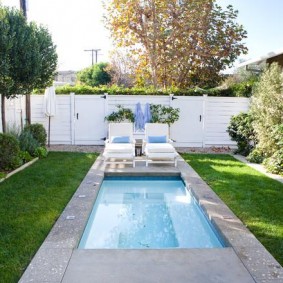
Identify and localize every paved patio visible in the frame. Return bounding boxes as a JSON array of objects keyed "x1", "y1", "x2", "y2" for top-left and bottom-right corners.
[{"x1": 19, "y1": 154, "x2": 283, "y2": 283}]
